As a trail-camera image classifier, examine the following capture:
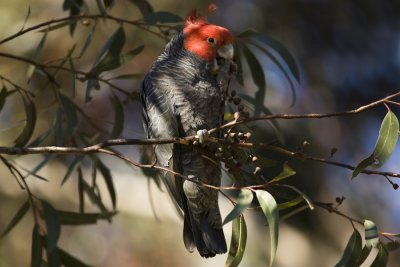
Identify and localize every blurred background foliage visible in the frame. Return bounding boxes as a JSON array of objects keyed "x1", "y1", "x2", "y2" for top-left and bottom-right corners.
[{"x1": 0, "y1": 0, "x2": 400, "y2": 266}]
